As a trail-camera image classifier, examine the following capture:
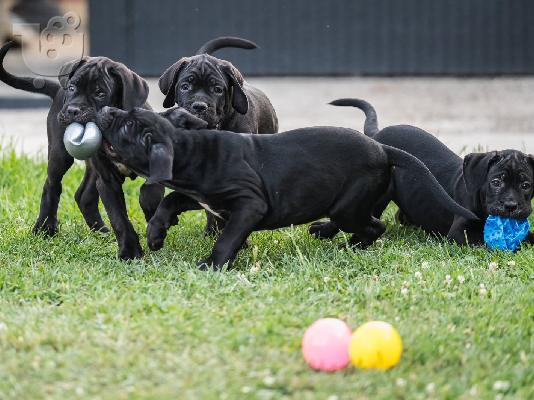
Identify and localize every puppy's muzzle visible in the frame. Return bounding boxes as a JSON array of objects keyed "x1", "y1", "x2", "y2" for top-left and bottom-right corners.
[{"x1": 96, "y1": 106, "x2": 114, "y2": 131}]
